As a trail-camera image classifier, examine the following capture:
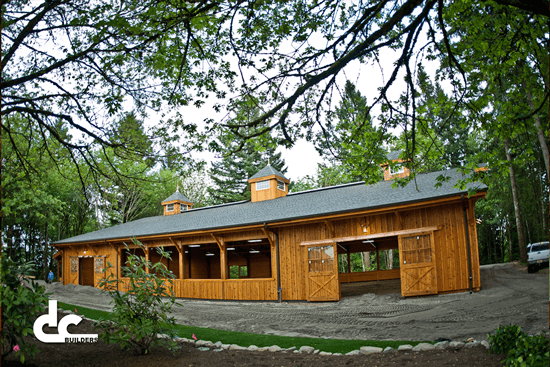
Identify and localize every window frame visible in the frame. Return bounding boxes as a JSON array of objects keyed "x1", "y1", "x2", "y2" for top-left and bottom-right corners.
[
  {"x1": 277, "y1": 180, "x2": 285, "y2": 191},
  {"x1": 256, "y1": 180, "x2": 270, "y2": 191},
  {"x1": 166, "y1": 203, "x2": 174, "y2": 212},
  {"x1": 389, "y1": 164, "x2": 405, "y2": 175}
]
